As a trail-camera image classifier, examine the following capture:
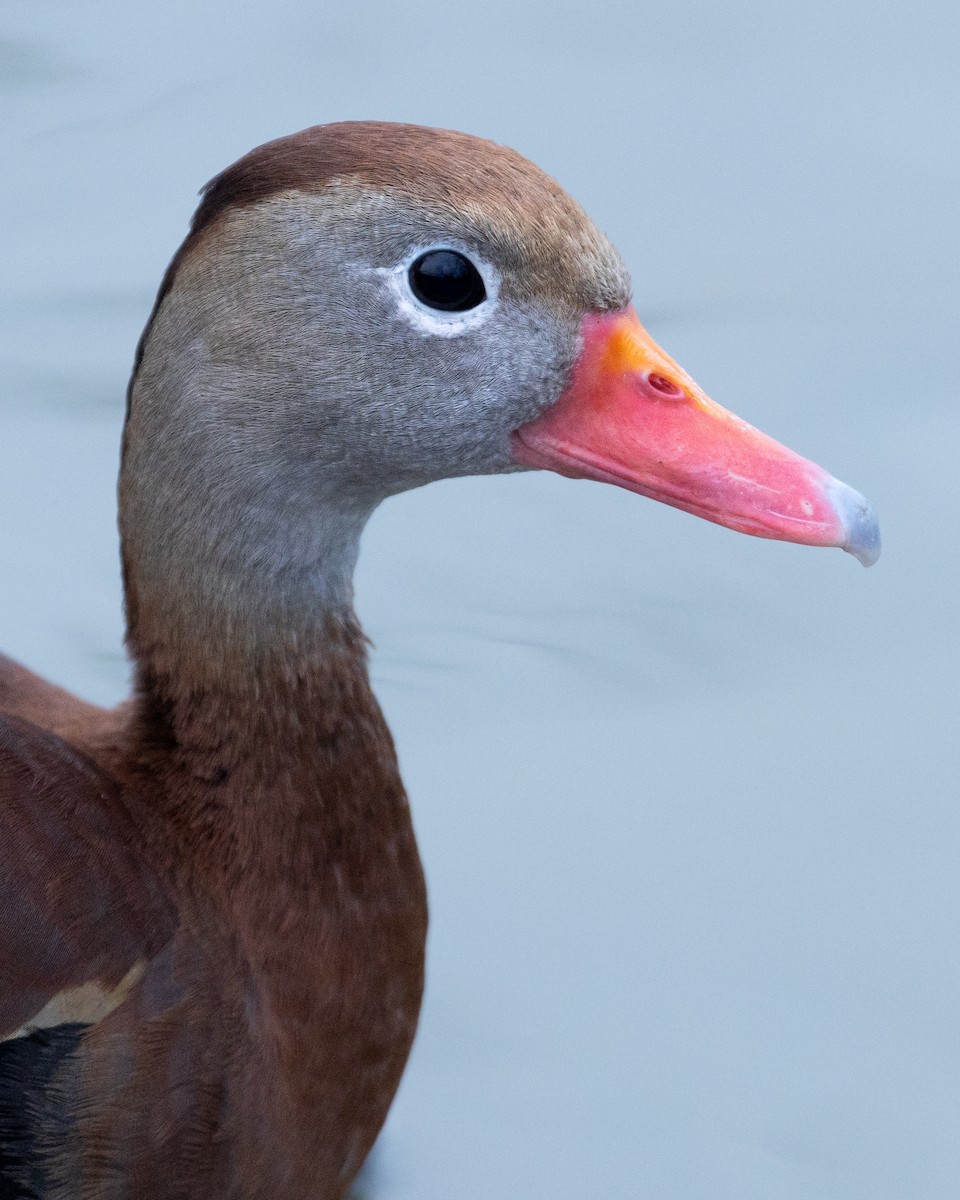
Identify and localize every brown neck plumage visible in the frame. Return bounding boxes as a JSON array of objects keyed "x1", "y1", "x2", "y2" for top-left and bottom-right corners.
[
  {"x1": 106, "y1": 605, "x2": 428, "y2": 1199},
  {"x1": 124, "y1": 602, "x2": 410, "y2": 878}
]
